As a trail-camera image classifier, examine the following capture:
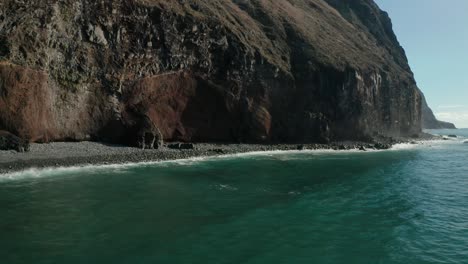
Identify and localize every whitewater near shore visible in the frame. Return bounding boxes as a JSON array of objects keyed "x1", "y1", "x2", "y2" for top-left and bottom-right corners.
[
  {"x1": 1, "y1": 130, "x2": 463, "y2": 175},
  {"x1": 0, "y1": 141, "x2": 387, "y2": 174}
]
